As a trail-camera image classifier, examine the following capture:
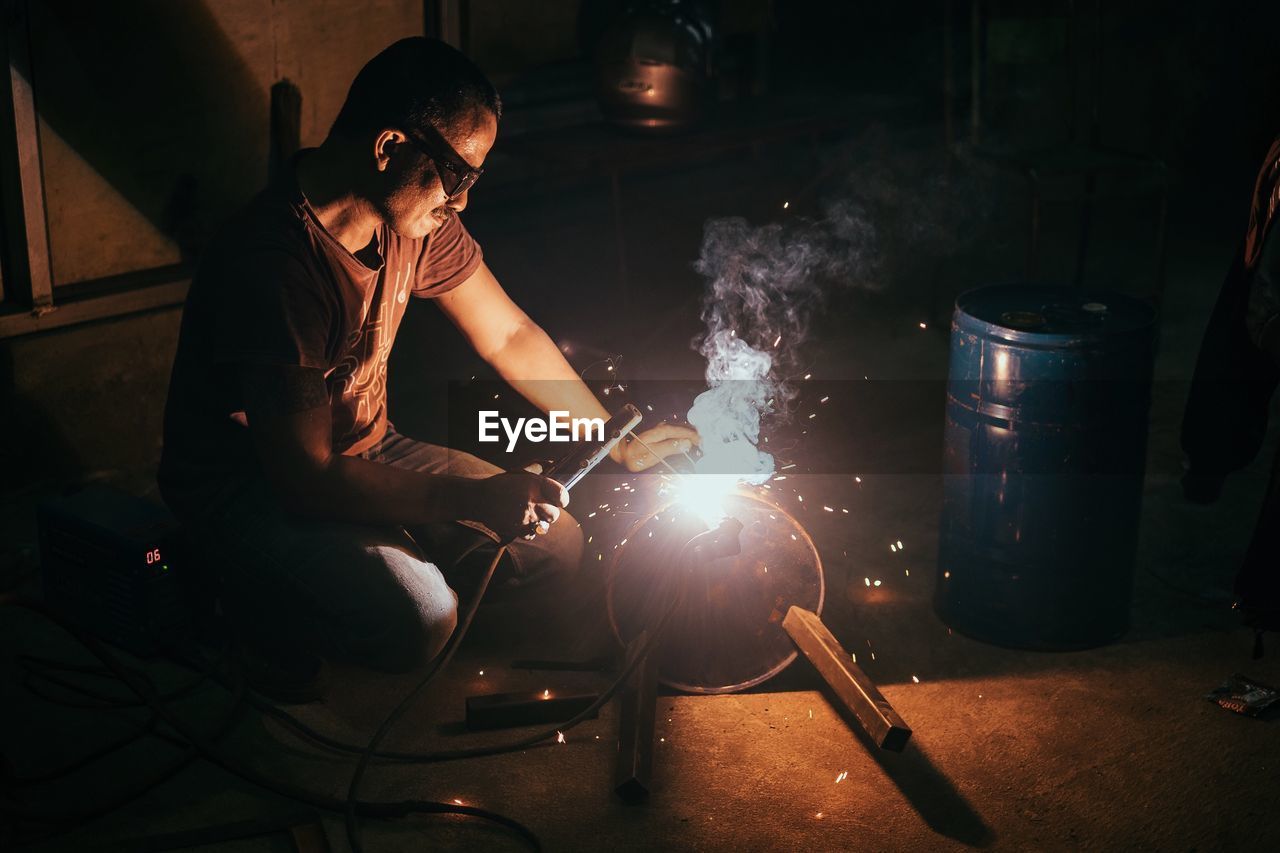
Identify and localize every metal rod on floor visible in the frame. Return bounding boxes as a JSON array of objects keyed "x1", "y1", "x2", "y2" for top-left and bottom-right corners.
[
  {"x1": 614, "y1": 630, "x2": 659, "y2": 801},
  {"x1": 783, "y1": 606, "x2": 912, "y2": 752}
]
